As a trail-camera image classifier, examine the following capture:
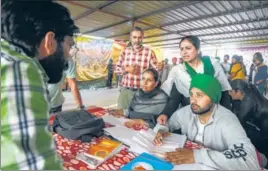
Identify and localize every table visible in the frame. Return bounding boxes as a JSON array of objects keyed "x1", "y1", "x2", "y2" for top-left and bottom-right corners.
[{"x1": 50, "y1": 106, "x2": 203, "y2": 170}]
